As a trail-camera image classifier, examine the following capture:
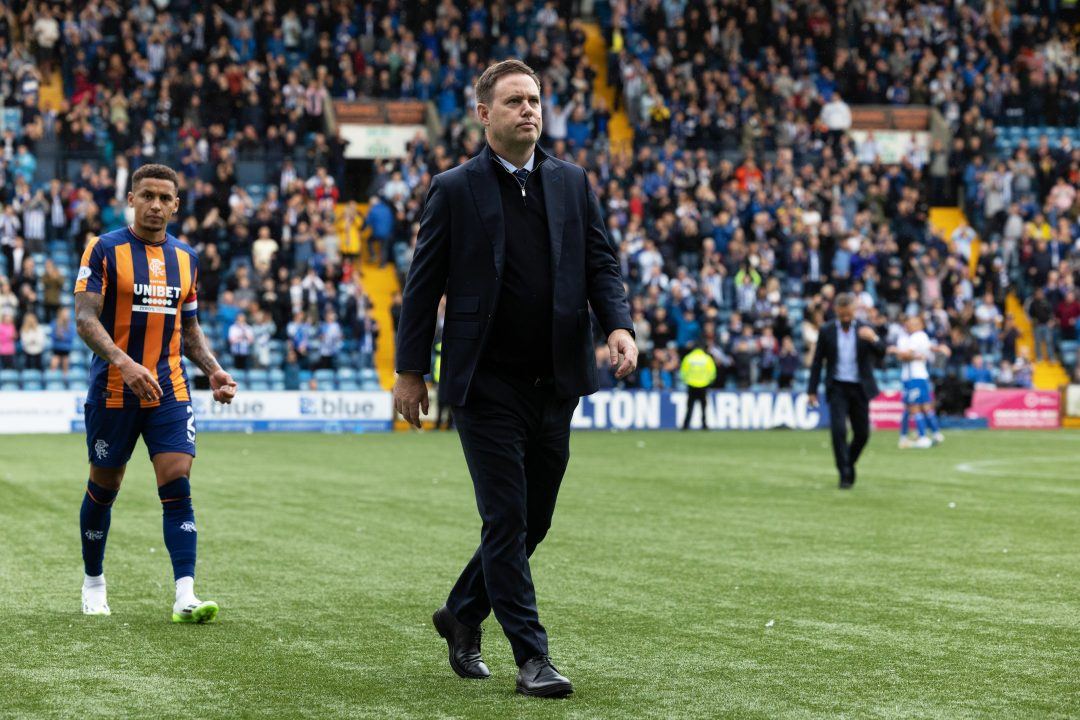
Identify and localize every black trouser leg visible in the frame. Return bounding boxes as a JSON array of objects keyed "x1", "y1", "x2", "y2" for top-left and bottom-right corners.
[
  {"x1": 827, "y1": 385, "x2": 852, "y2": 480},
  {"x1": 847, "y1": 385, "x2": 871, "y2": 467},
  {"x1": 445, "y1": 369, "x2": 575, "y2": 666},
  {"x1": 683, "y1": 388, "x2": 708, "y2": 429}
]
